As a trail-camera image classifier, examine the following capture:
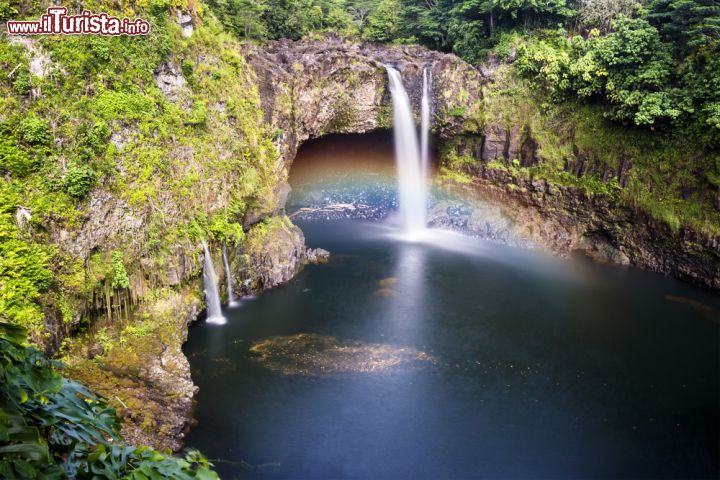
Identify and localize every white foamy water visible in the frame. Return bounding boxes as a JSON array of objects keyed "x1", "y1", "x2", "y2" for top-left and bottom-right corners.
[
  {"x1": 202, "y1": 240, "x2": 226, "y2": 325},
  {"x1": 421, "y1": 67, "x2": 431, "y2": 182},
  {"x1": 386, "y1": 66, "x2": 427, "y2": 234},
  {"x1": 222, "y1": 243, "x2": 238, "y2": 307}
]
